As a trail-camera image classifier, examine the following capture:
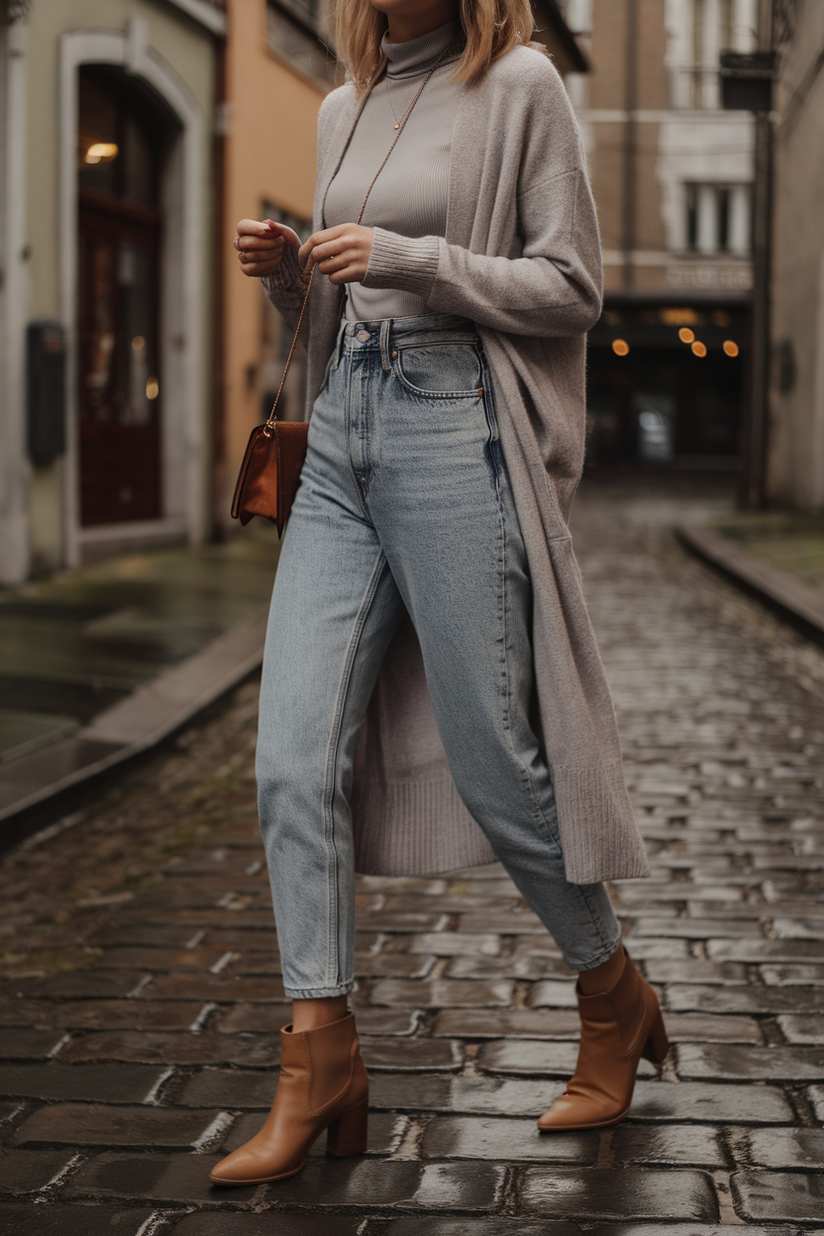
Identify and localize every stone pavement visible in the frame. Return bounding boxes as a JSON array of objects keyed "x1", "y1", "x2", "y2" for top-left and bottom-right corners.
[
  {"x1": 1, "y1": 479, "x2": 824, "y2": 1234},
  {"x1": 0, "y1": 526, "x2": 279, "y2": 835}
]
